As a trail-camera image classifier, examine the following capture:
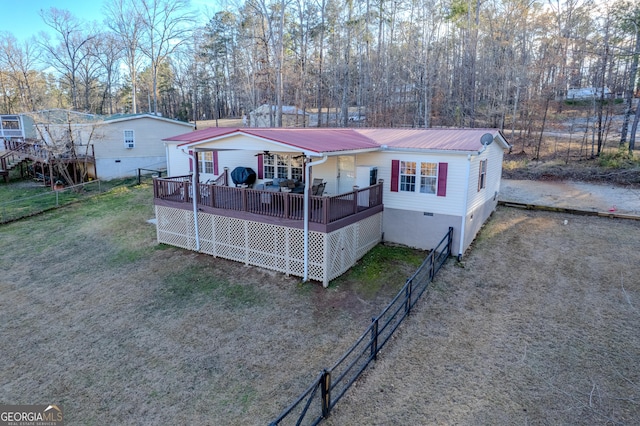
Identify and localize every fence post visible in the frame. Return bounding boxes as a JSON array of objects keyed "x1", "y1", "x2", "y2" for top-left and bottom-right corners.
[
  {"x1": 321, "y1": 369, "x2": 331, "y2": 418},
  {"x1": 370, "y1": 317, "x2": 379, "y2": 361},
  {"x1": 405, "y1": 279, "x2": 412, "y2": 315},
  {"x1": 429, "y1": 253, "x2": 435, "y2": 282},
  {"x1": 137, "y1": 168, "x2": 141, "y2": 185}
]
